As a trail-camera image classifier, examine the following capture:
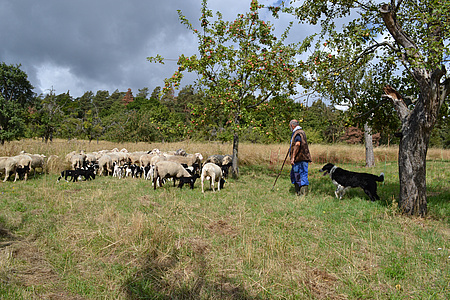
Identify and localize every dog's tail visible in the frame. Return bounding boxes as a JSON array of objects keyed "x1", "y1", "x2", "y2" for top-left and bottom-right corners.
[{"x1": 377, "y1": 172, "x2": 385, "y2": 182}]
